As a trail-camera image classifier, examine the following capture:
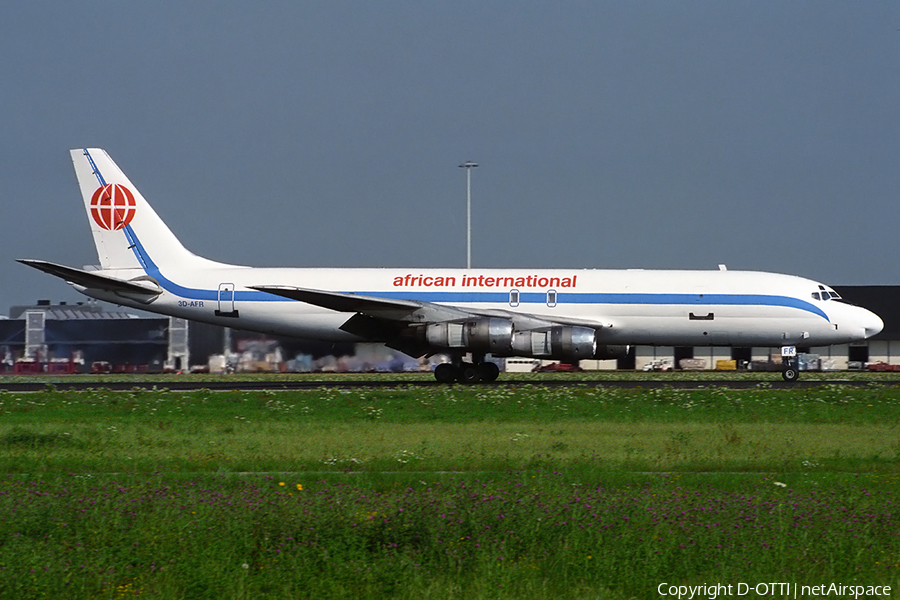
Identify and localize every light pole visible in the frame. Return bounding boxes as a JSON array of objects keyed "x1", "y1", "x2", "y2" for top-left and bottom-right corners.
[{"x1": 459, "y1": 161, "x2": 478, "y2": 269}]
